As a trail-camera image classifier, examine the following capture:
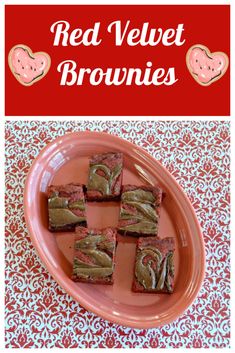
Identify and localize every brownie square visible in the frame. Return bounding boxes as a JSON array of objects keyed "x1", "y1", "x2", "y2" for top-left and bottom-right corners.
[
  {"x1": 47, "y1": 183, "x2": 87, "y2": 232},
  {"x1": 71, "y1": 227, "x2": 117, "y2": 284},
  {"x1": 132, "y1": 237, "x2": 175, "y2": 293},
  {"x1": 86, "y1": 152, "x2": 123, "y2": 201},
  {"x1": 118, "y1": 185, "x2": 162, "y2": 237}
]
